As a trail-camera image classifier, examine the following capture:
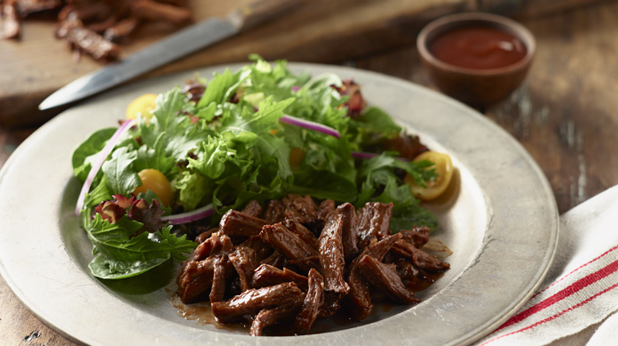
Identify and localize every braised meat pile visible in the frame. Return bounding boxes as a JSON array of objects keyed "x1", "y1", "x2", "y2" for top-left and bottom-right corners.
[
  {"x1": 1, "y1": 0, "x2": 192, "y2": 62},
  {"x1": 177, "y1": 194, "x2": 450, "y2": 336}
]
